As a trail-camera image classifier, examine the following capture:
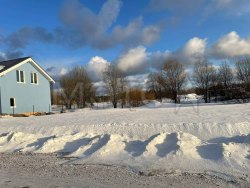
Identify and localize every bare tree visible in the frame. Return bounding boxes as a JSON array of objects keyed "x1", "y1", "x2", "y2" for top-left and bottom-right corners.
[
  {"x1": 128, "y1": 87, "x2": 145, "y2": 107},
  {"x1": 235, "y1": 58, "x2": 250, "y2": 87},
  {"x1": 72, "y1": 66, "x2": 95, "y2": 108},
  {"x1": 192, "y1": 61, "x2": 217, "y2": 103},
  {"x1": 218, "y1": 61, "x2": 234, "y2": 89},
  {"x1": 147, "y1": 72, "x2": 163, "y2": 101},
  {"x1": 159, "y1": 60, "x2": 187, "y2": 103},
  {"x1": 103, "y1": 64, "x2": 126, "y2": 108},
  {"x1": 119, "y1": 75, "x2": 127, "y2": 108},
  {"x1": 60, "y1": 66, "x2": 95, "y2": 109},
  {"x1": 60, "y1": 72, "x2": 76, "y2": 109}
]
